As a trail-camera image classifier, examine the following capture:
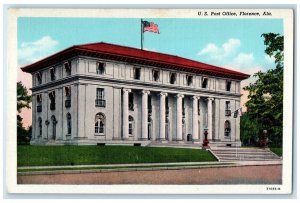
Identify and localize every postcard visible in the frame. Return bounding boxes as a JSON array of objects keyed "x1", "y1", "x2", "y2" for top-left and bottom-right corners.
[{"x1": 6, "y1": 7, "x2": 294, "y2": 194}]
